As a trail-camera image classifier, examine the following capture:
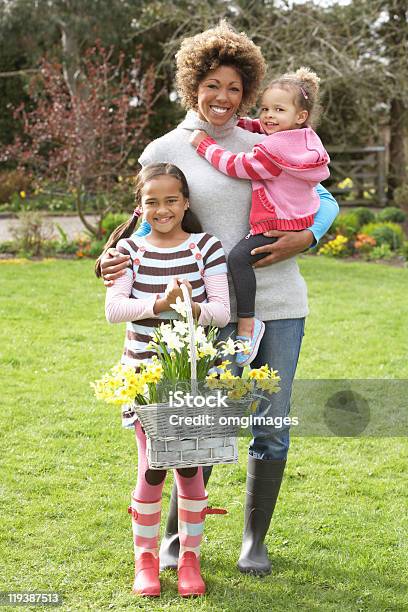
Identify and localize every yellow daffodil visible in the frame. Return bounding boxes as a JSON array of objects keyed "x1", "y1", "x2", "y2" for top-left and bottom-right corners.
[{"x1": 218, "y1": 360, "x2": 231, "y2": 370}]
